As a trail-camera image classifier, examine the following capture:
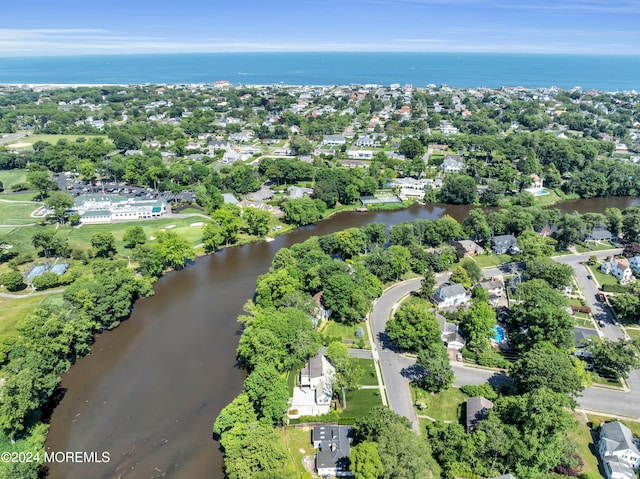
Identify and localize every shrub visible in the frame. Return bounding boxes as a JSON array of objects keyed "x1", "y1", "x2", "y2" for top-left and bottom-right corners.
[
  {"x1": 2, "y1": 270, "x2": 26, "y2": 291},
  {"x1": 8, "y1": 252, "x2": 33, "y2": 268},
  {"x1": 590, "y1": 419, "x2": 601, "y2": 429},
  {"x1": 460, "y1": 384, "x2": 498, "y2": 400},
  {"x1": 355, "y1": 326, "x2": 365, "y2": 338},
  {"x1": 31, "y1": 272, "x2": 60, "y2": 290}
]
